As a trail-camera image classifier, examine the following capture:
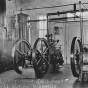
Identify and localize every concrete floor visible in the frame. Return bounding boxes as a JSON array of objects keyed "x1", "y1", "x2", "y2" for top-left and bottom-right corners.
[{"x1": 0, "y1": 65, "x2": 88, "y2": 88}]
